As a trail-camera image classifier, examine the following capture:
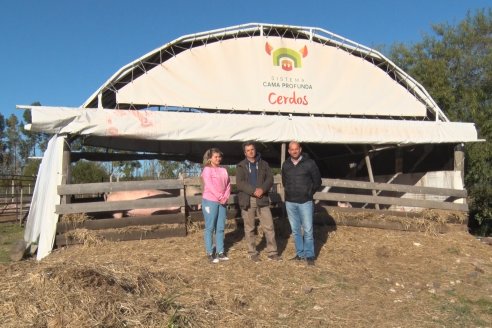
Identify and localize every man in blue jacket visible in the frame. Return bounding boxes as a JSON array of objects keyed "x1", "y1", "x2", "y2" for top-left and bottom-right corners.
[
  {"x1": 281, "y1": 141, "x2": 322, "y2": 266},
  {"x1": 236, "y1": 141, "x2": 281, "y2": 262}
]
